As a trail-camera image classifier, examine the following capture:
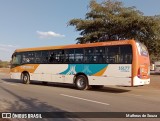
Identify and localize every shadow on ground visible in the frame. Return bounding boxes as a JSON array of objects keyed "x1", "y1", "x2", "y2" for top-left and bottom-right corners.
[
  {"x1": 2, "y1": 78, "x2": 130, "y2": 93},
  {"x1": 0, "y1": 85, "x2": 85, "y2": 121},
  {"x1": 89, "y1": 86, "x2": 130, "y2": 93}
]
